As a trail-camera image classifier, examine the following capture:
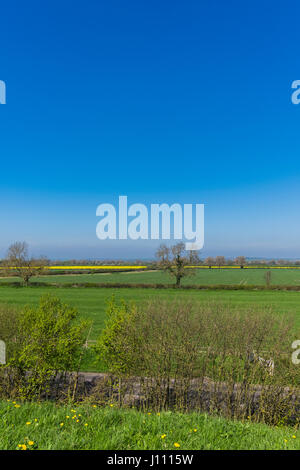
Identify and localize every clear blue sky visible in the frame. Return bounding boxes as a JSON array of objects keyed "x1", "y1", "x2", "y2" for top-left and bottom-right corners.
[{"x1": 1, "y1": 1, "x2": 300, "y2": 259}]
